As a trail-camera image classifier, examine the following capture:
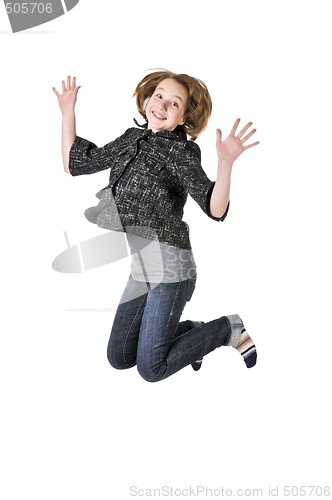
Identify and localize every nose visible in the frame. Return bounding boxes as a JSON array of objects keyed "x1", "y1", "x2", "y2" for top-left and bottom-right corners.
[{"x1": 158, "y1": 100, "x2": 167, "y2": 111}]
